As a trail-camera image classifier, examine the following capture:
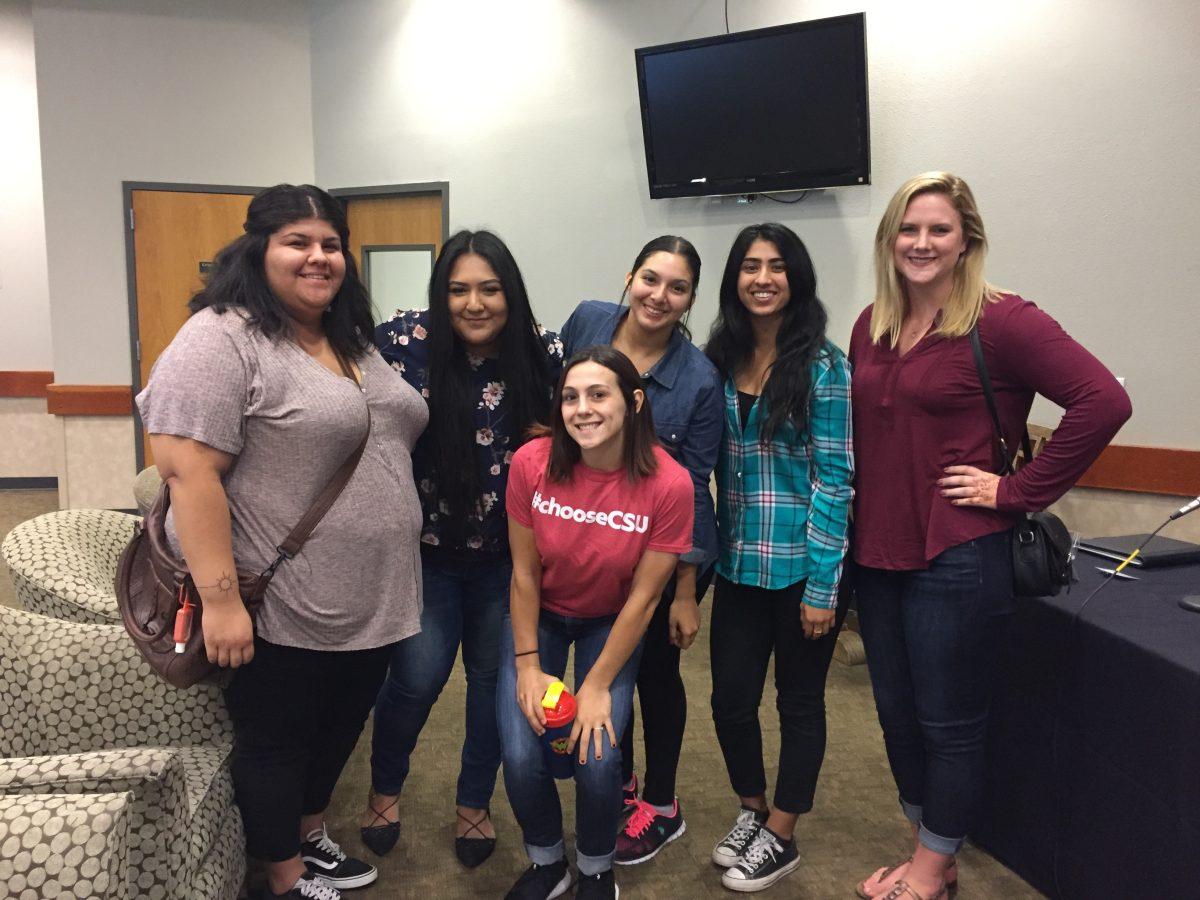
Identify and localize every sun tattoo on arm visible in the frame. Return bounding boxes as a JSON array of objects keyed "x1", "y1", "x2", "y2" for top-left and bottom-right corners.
[{"x1": 195, "y1": 573, "x2": 236, "y2": 593}]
